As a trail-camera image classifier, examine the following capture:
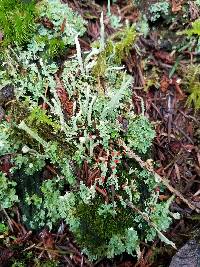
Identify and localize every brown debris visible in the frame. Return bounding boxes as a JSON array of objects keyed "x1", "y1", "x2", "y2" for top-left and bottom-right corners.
[
  {"x1": 171, "y1": 0, "x2": 185, "y2": 13},
  {"x1": 0, "y1": 247, "x2": 13, "y2": 267},
  {"x1": 55, "y1": 74, "x2": 74, "y2": 117},
  {"x1": 154, "y1": 51, "x2": 174, "y2": 65},
  {"x1": 160, "y1": 74, "x2": 170, "y2": 93}
]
